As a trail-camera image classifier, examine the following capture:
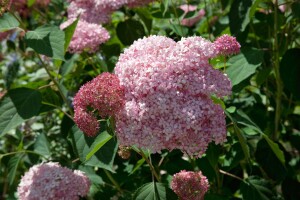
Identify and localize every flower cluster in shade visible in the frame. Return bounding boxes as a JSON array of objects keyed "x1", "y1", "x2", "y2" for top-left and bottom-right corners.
[
  {"x1": 114, "y1": 35, "x2": 240, "y2": 158},
  {"x1": 171, "y1": 170, "x2": 209, "y2": 200},
  {"x1": 61, "y1": 0, "x2": 155, "y2": 53},
  {"x1": 0, "y1": 0, "x2": 11, "y2": 16},
  {"x1": 73, "y1": 72, "x2": 125, "y2": 136},
  {"x1": 179, "y1": 4, "x2": 206, "y2": 27},
  {"x1": 10, "y1": 0, "x2": 51, "y2": 17},
  {"x1": 17, "y1": 162, "x2": 90, "y2": 200}
]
